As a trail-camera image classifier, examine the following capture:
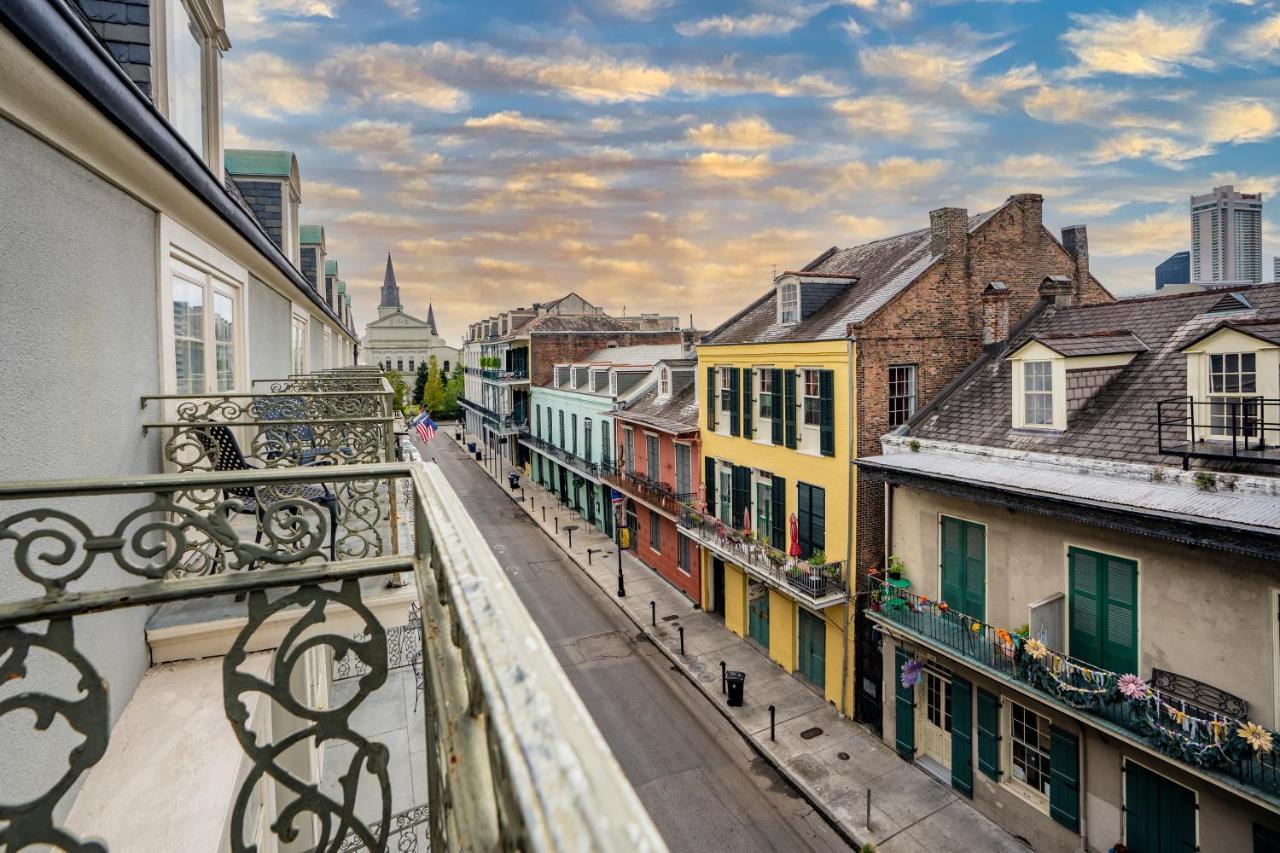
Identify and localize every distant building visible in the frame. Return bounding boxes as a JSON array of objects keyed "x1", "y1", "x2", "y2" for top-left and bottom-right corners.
[
  {"x1": 1154, "y1": 251, "x2": 1190, "y2": 289},
  {"x1": 1274, "y1": 255, "x2": 1279, "y2": 282},
  {"x1": 1191, "y1": 185, "x2": 1263, "y2": 284},
  {"x1": 360, "y1": 254, "x2": 458, "y2": 378}
]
